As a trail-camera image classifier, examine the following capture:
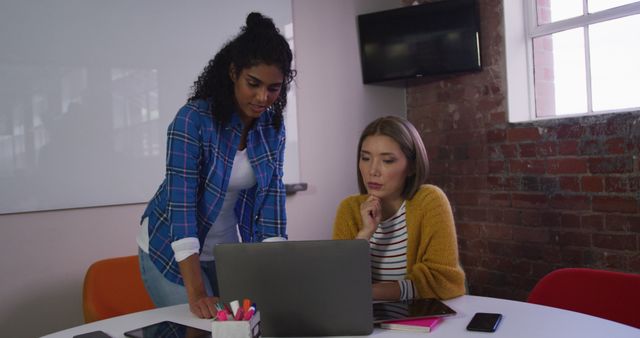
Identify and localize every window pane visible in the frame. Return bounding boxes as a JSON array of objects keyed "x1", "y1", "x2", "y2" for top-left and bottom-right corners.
[
  {"x1": 588, "y1": 0, "x2": 639, "y2": 13},
  {"x1": 590, "y1": 14, "x2": 640, "y2": 111},
  {"x1": 533, "y1": 29, "x2": 587, "y2": 117},
  {"x1": 537, "y1": 0, "x2": 583, "y2": 25}
]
